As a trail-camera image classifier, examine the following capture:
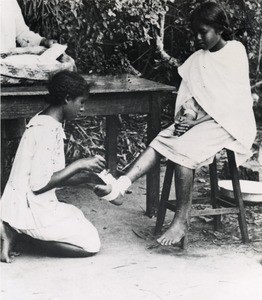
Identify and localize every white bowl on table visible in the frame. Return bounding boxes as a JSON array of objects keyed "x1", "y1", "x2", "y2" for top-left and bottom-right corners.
[{"x1": 218, "y1": 180, "x2": 262, "y2": 203}]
